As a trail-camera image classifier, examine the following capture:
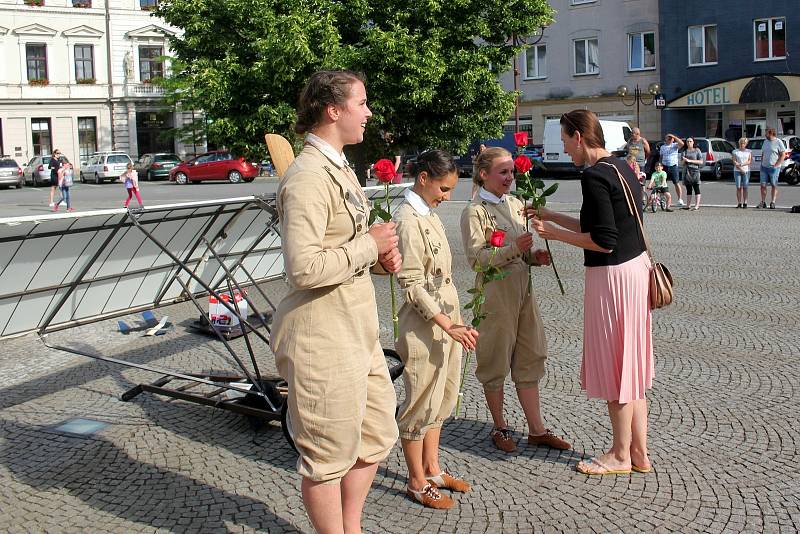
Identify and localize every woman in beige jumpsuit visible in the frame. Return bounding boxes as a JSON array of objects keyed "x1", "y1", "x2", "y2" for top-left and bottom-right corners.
[
  {"x1": 395, "y1": 151, "x2": 478, "y2": 509},
  {"x1": 271, "y1": 70, "x2": 402, "y2": 534},
  {"x1": 460, "y1": 147, "x2": 571, "y2": 453}
]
